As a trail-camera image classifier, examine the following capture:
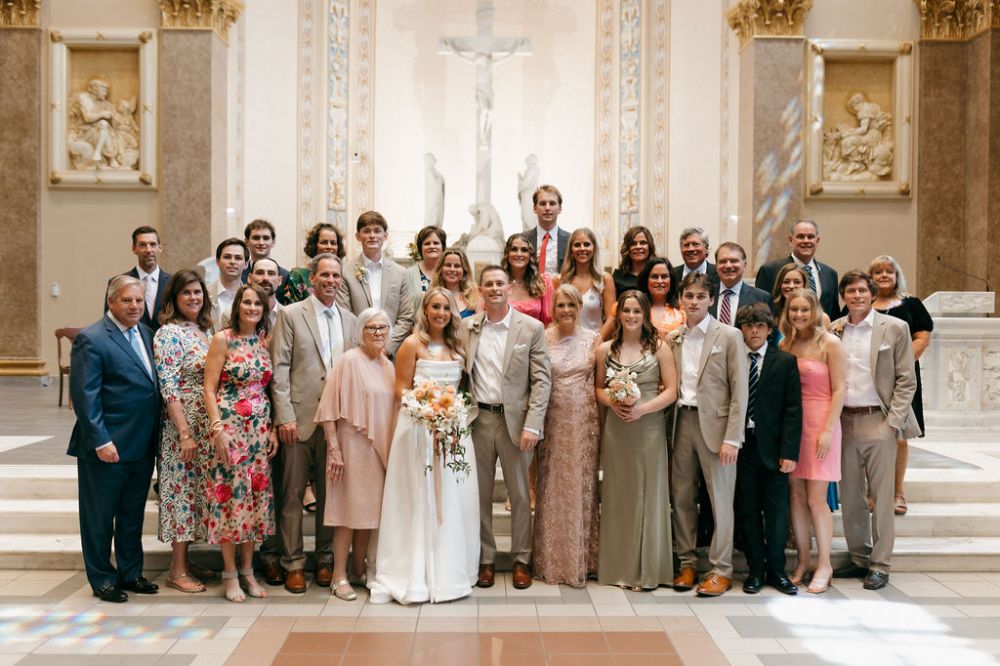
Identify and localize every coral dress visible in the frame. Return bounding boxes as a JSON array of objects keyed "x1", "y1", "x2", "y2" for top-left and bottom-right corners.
[
  {"x1": 790, "y1": 357, "x2": 842, "y2": 482},
  {"x1": 205, "y1": 330, "x2": 275, "y2": 544}
]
